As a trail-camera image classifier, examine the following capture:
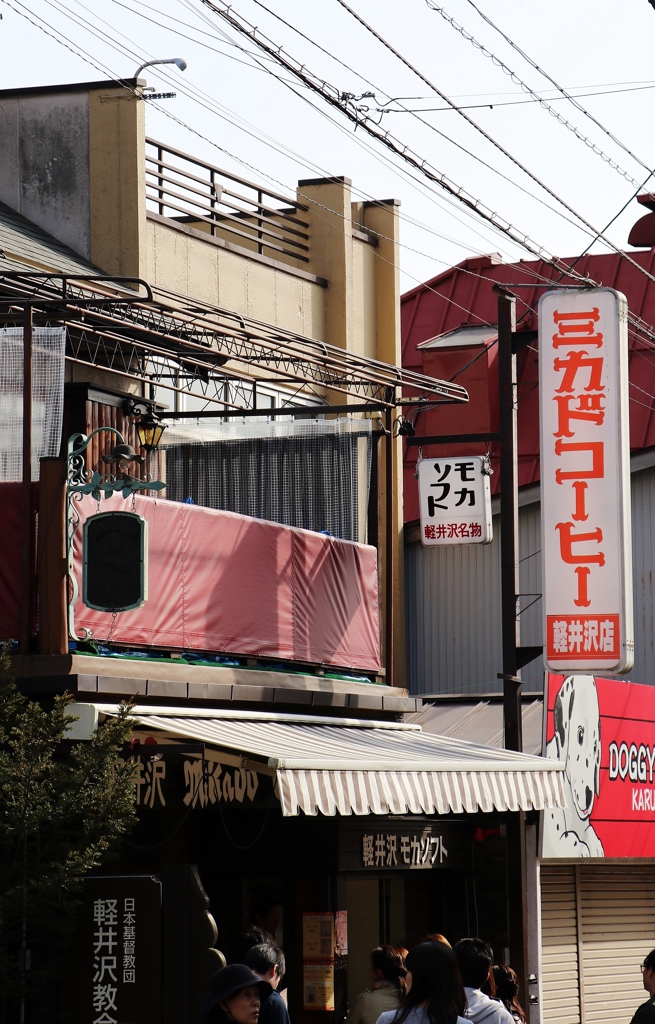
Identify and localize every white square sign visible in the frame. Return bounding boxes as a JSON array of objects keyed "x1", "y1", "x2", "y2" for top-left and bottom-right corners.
[
  {"x1": 539, "y1": 287, "x2": 633, "y2": 673},
  {"x1": 418, "y1": 456, "x2": 493, "y2": 546}
]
